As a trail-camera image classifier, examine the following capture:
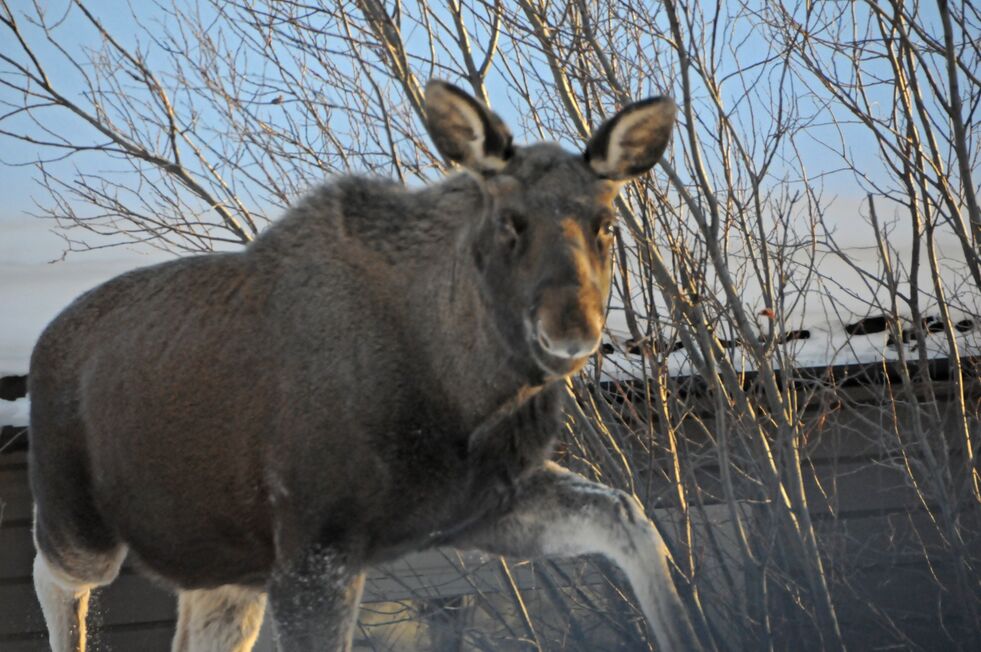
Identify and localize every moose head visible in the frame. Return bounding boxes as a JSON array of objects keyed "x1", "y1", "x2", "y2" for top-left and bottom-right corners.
[{"x1": 424, "y1": 81, "x2": 676, "y2": 379}]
